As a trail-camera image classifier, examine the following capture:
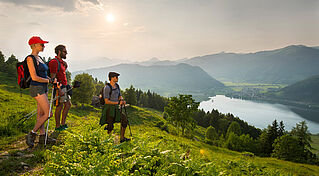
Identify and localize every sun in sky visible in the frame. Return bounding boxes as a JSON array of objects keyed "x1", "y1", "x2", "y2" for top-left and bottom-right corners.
[{"x1": 106, "y1": 13, "x2": 115, "y2": 23}]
